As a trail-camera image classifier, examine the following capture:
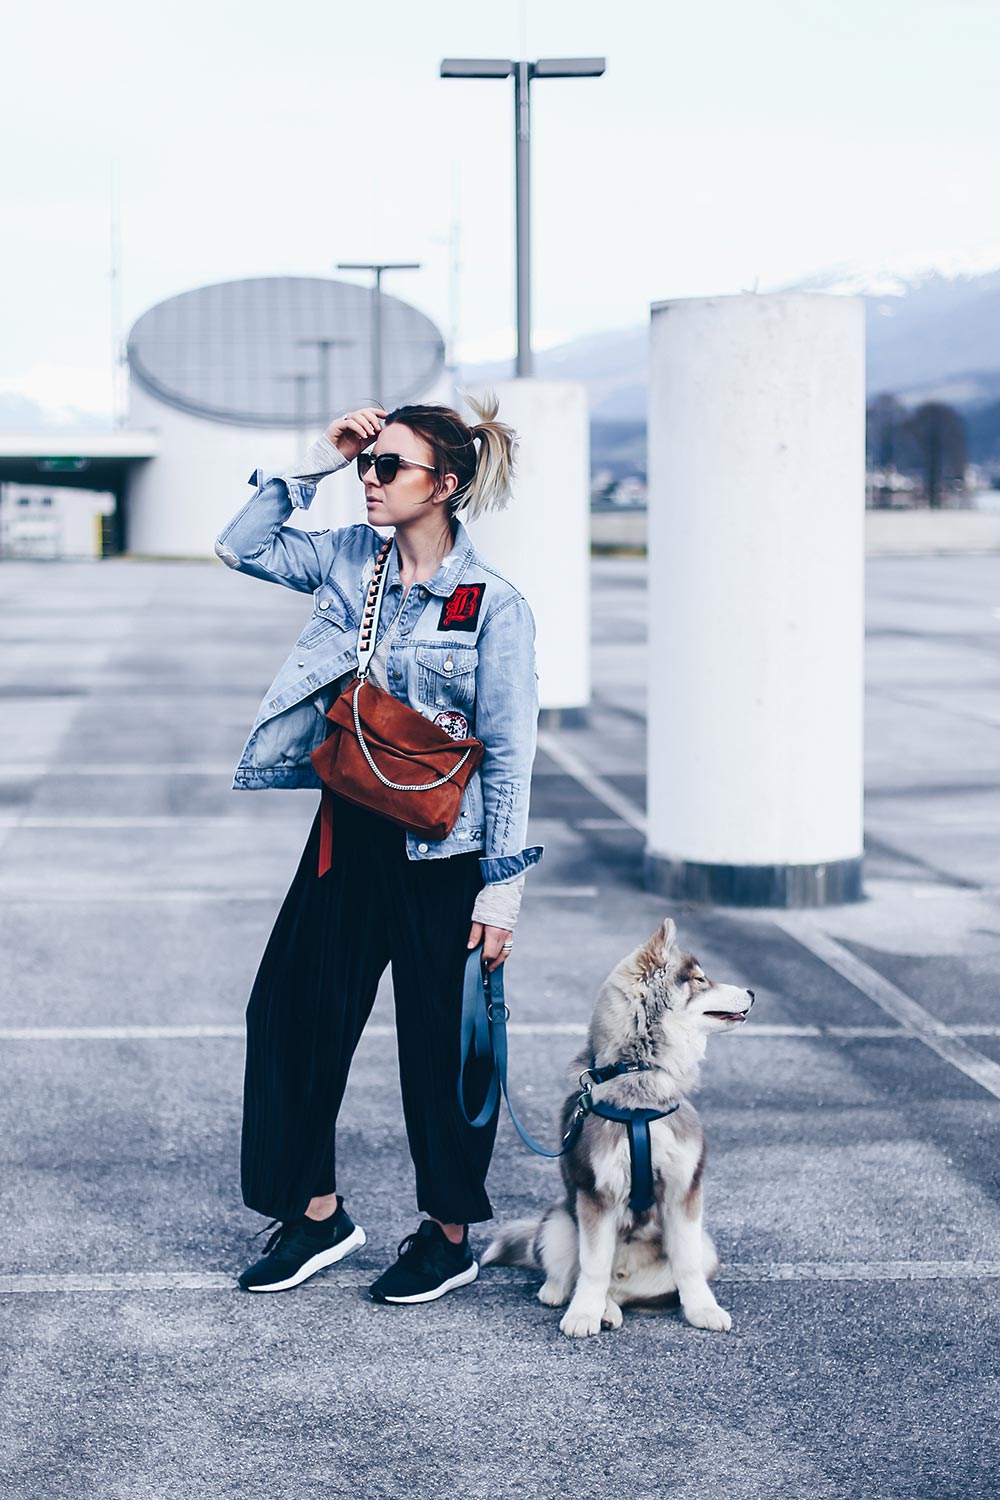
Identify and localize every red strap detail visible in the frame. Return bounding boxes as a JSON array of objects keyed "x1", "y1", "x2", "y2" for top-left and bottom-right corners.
[{"x1": 318, "y1": 788, "x2": 334, "y2": 877}]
